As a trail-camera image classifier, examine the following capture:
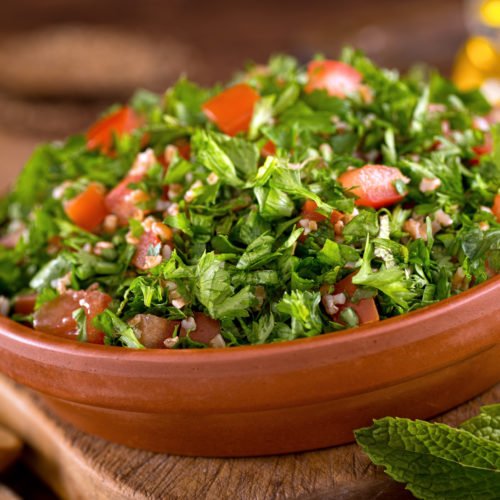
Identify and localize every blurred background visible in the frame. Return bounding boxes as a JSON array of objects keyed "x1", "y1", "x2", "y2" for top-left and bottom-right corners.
[{"x1": 0, "y1": 0, "x2": 473, "y2": 188}]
